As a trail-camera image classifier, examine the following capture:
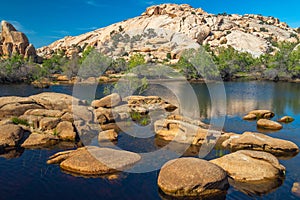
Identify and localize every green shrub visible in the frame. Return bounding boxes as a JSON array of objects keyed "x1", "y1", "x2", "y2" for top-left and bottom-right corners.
[
  {"x1": 12, "y1": 117, "x2": 29, "y2": 126},
  {"x1": 128, "y1": 54, "x2": 145, "y2": 69}
]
